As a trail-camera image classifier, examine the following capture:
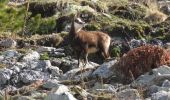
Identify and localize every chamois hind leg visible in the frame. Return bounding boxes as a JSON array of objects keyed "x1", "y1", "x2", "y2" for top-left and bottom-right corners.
[{"x1": 102, "y1": 42, "x2": 110, "y2": 60}]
